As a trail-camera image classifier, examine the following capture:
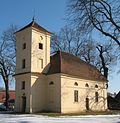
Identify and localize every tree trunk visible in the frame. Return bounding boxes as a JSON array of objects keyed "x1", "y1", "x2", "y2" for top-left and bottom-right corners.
[
  {"x1": 96, "y1": 45, "x2": 108, "y2": 79},
  {"x1": 5, "y1": 80, "x2": 9, "y2": 110}
]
